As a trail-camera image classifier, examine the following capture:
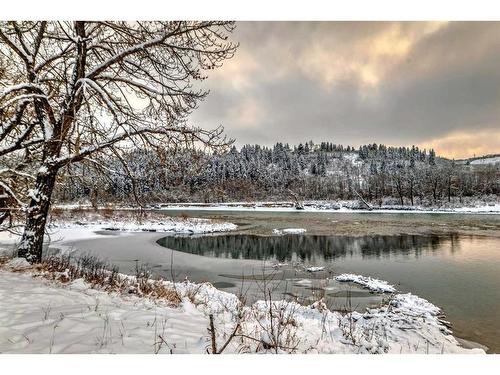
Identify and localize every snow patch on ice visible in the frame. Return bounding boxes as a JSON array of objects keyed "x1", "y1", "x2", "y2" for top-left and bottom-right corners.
[
  {"x1": 294, "y1": 279, "x2": 313, "y2": 286},
  {"x1": 272, "y1": 262, "x2": 288, "y2": 269},
  {"x1": 336, "y1": 273, "x2": 396, "y2": 293},
  {"x1": 273, "y1": 228, "x2": 307, "y2": 235},
  {"x1": 158, "y1": 201, "x2": 500, "y2": 214}
]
